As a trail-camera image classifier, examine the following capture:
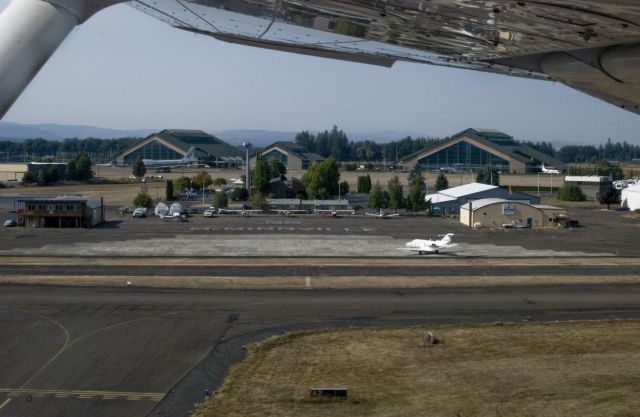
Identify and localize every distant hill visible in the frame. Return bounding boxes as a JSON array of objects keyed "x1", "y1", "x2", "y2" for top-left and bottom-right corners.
[{"x1": 0, "y1": 122, "x2": 155, "y2": 141}]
